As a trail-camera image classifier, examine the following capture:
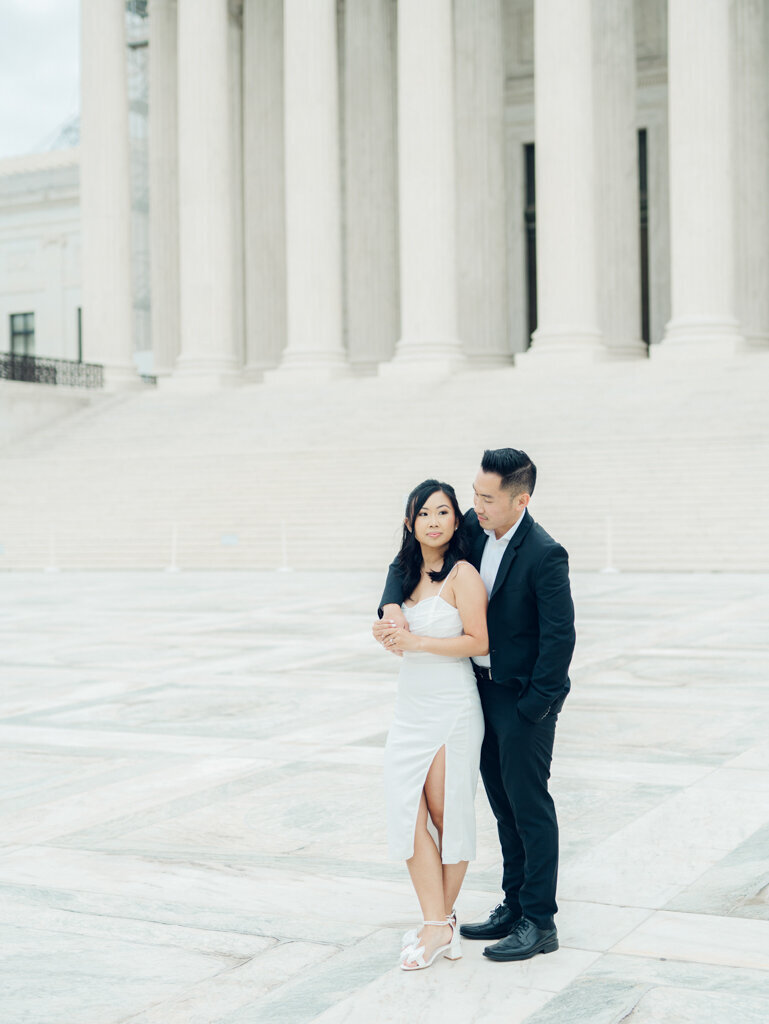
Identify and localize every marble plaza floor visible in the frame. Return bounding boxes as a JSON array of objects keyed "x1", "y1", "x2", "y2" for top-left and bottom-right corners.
[{"x1": 1, "y1": 570, "x2": 768, "y2": 1024}]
